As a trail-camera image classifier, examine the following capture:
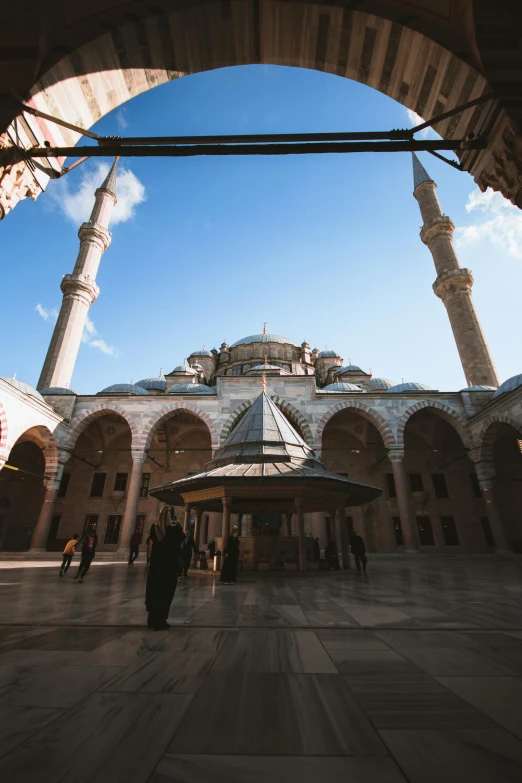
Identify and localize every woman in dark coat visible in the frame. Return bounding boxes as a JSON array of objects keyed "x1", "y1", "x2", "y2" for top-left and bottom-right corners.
[
  {"x1": 145, "y1": 506, "x2": 186, "y2": 630},
  {"x1": 220, "y1": 533, "x2": 240, "y2": 584}
]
